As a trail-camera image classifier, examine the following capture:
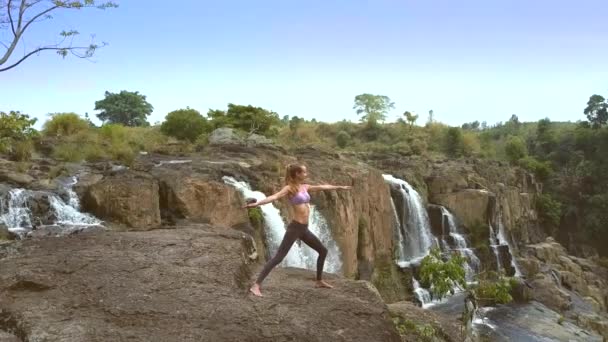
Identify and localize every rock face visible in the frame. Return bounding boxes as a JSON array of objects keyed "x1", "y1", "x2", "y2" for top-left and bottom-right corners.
[
  {"x1": 154, "y1": 168, "x2": 248, "y2": 228},
  {"x1": 518, "y1": 237, "x2": 608, "y2": 339},
  {"x1": 432, "y1": 189, "x2": 494, "y2": 229},
  {"x1": 0, "y1": 226, "x2": 400, "y2": 342},
  {"x1": 388, "y1": 301, "x2": 464, "y2": 342},
  {"x1": 82, "y1": 171, "x2": 161, "y2": 230}
]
